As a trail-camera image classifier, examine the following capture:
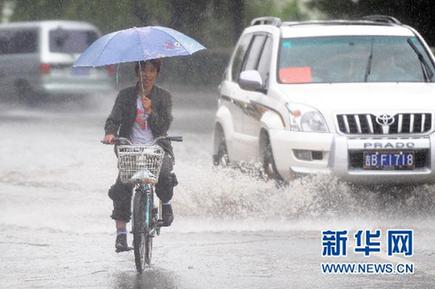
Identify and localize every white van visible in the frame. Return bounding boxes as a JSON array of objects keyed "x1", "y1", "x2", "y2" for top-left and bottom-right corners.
[{"x1": 0, "y1": 20, "x2": 114, "y2": 103}]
